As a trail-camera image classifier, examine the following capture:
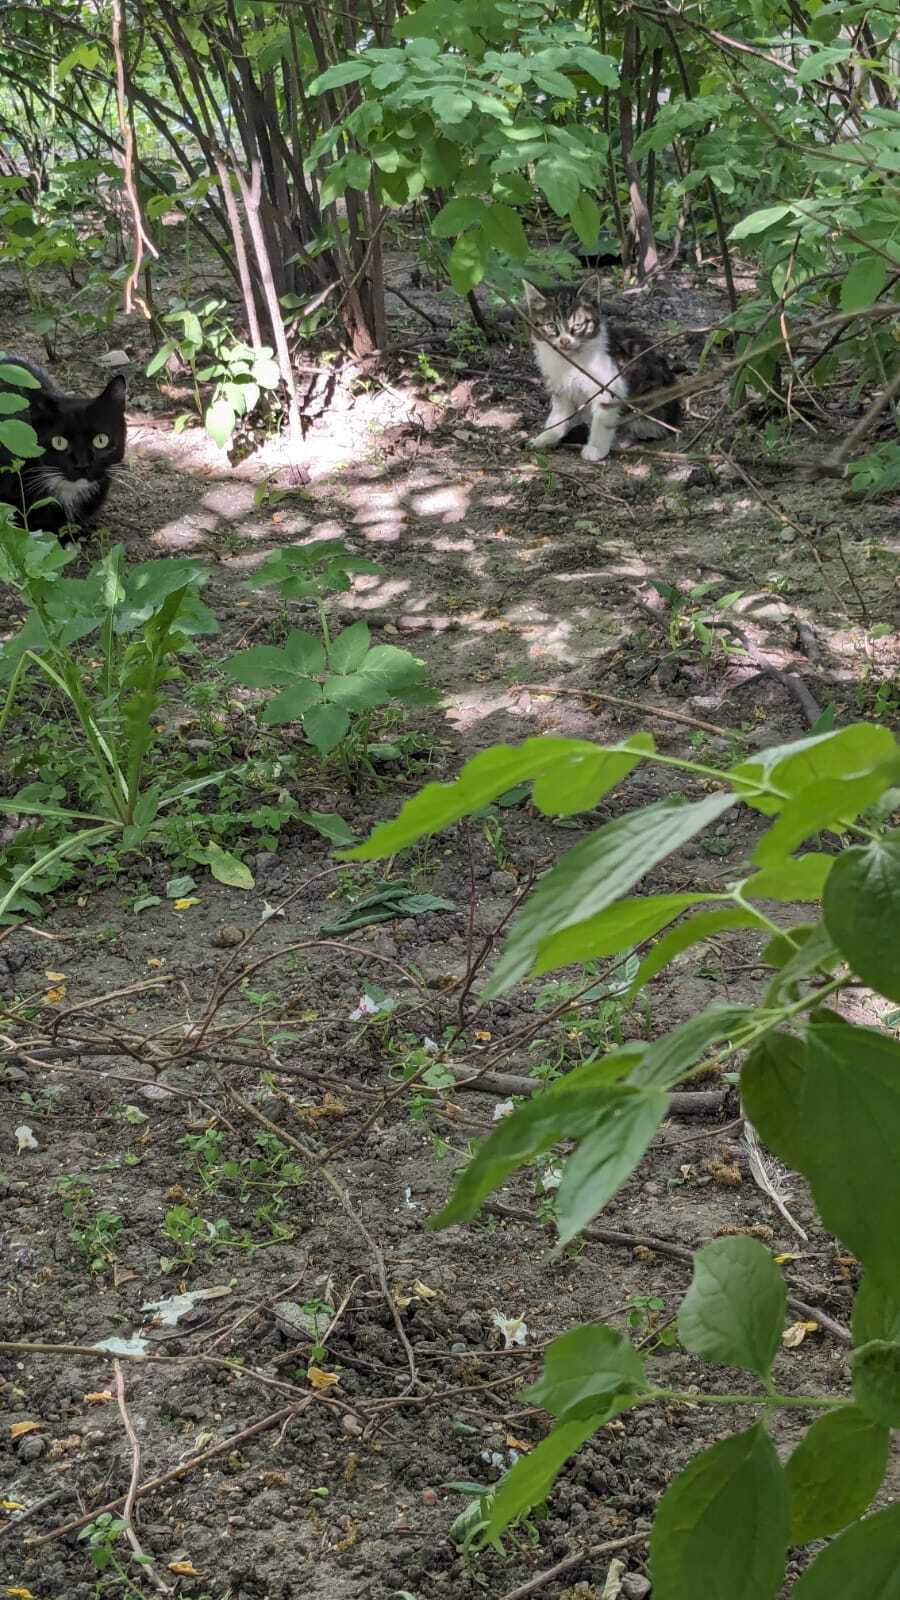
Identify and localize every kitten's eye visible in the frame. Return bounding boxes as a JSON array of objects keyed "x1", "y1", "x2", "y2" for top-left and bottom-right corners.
[
  {"x1": 51, "y1": 435, "x2": 69, "y2": 451},
  {"x1": 92, "y1": 432, "x2": 110, "y2": 449}
]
